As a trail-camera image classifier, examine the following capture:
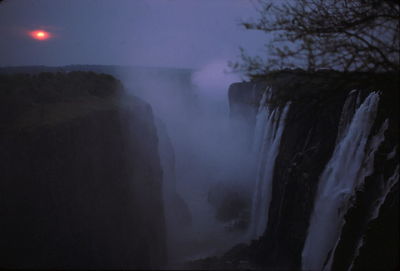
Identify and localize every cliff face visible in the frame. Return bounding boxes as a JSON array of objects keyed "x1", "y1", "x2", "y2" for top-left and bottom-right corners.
[
  {"x1": 332, "y1": 85, "x2": 399, "y2": 271},
  {"x1": 257, "y1": 78, "x2": 348, "y2": 270},
  {"x1": 156, "y1": 118, "x2": 192, "y2": 263},
  {"x1": 0, "y1": 72, "x2": 166, "y2": 269},
  {"x1": 227, "y1": 71, "x2": 399, "y2": 270}
]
